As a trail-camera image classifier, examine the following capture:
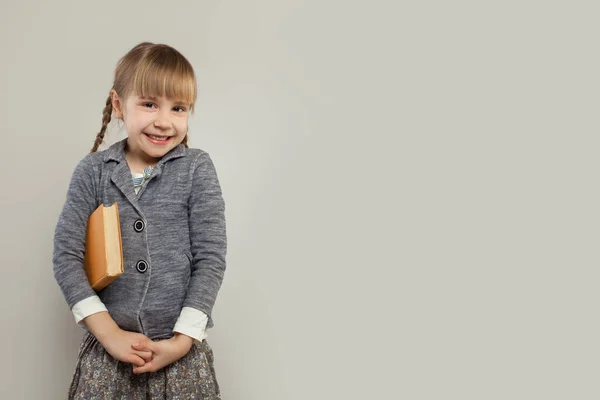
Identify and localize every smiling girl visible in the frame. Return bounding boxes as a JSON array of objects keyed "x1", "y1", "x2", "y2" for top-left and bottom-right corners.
[{"x1": 53, "y1": 42, "x2": 227, "y2": 399}]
